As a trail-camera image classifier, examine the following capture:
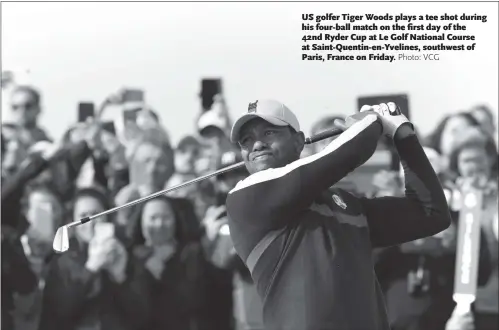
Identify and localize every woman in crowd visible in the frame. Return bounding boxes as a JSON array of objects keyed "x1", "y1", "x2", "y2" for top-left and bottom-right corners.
[
  {"x1": 425, "y1": 111, "x2": 481, "y2": 171},
  {"x1": 469, "y1": 105, "x2": 496, "y2": 139},
  {"x1": 130, "y1": 195, "x2": 213, "y2": 330},
  {"x1": 13, "y1": 182, "x2": 65, "y2": 330},
  {"x1": 38, "y1": 186, "x2": 151, "y2": 330},
  {"x1": 114, "y1": 127, "x2": 177, "y2": 244},
  {"x1": 445, "y1": 127, "x2": 498, "y2": 330}
]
